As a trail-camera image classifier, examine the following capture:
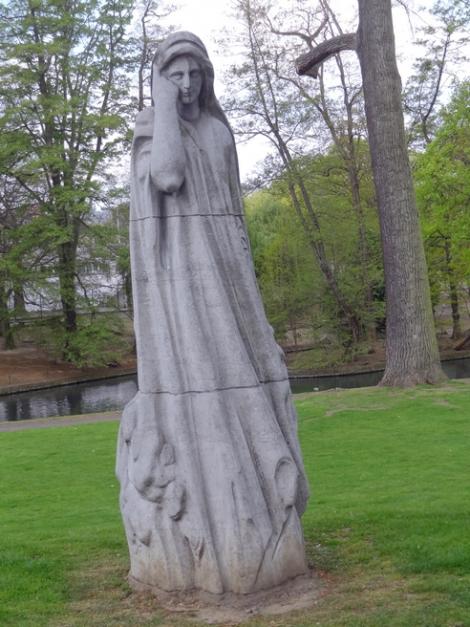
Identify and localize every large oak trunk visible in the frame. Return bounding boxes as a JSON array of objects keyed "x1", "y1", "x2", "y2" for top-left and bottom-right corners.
[{"x1": 357, "y1": 0, "x2": 445, "y2": 386}]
